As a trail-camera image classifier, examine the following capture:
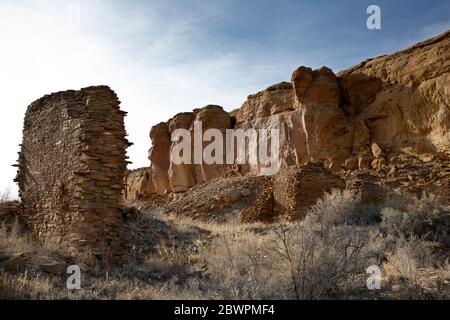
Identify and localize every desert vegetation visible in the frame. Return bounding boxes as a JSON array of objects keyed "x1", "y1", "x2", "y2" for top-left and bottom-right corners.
[{"x1": 1, "y1": 189, "x2": 448, "y2": 300}]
